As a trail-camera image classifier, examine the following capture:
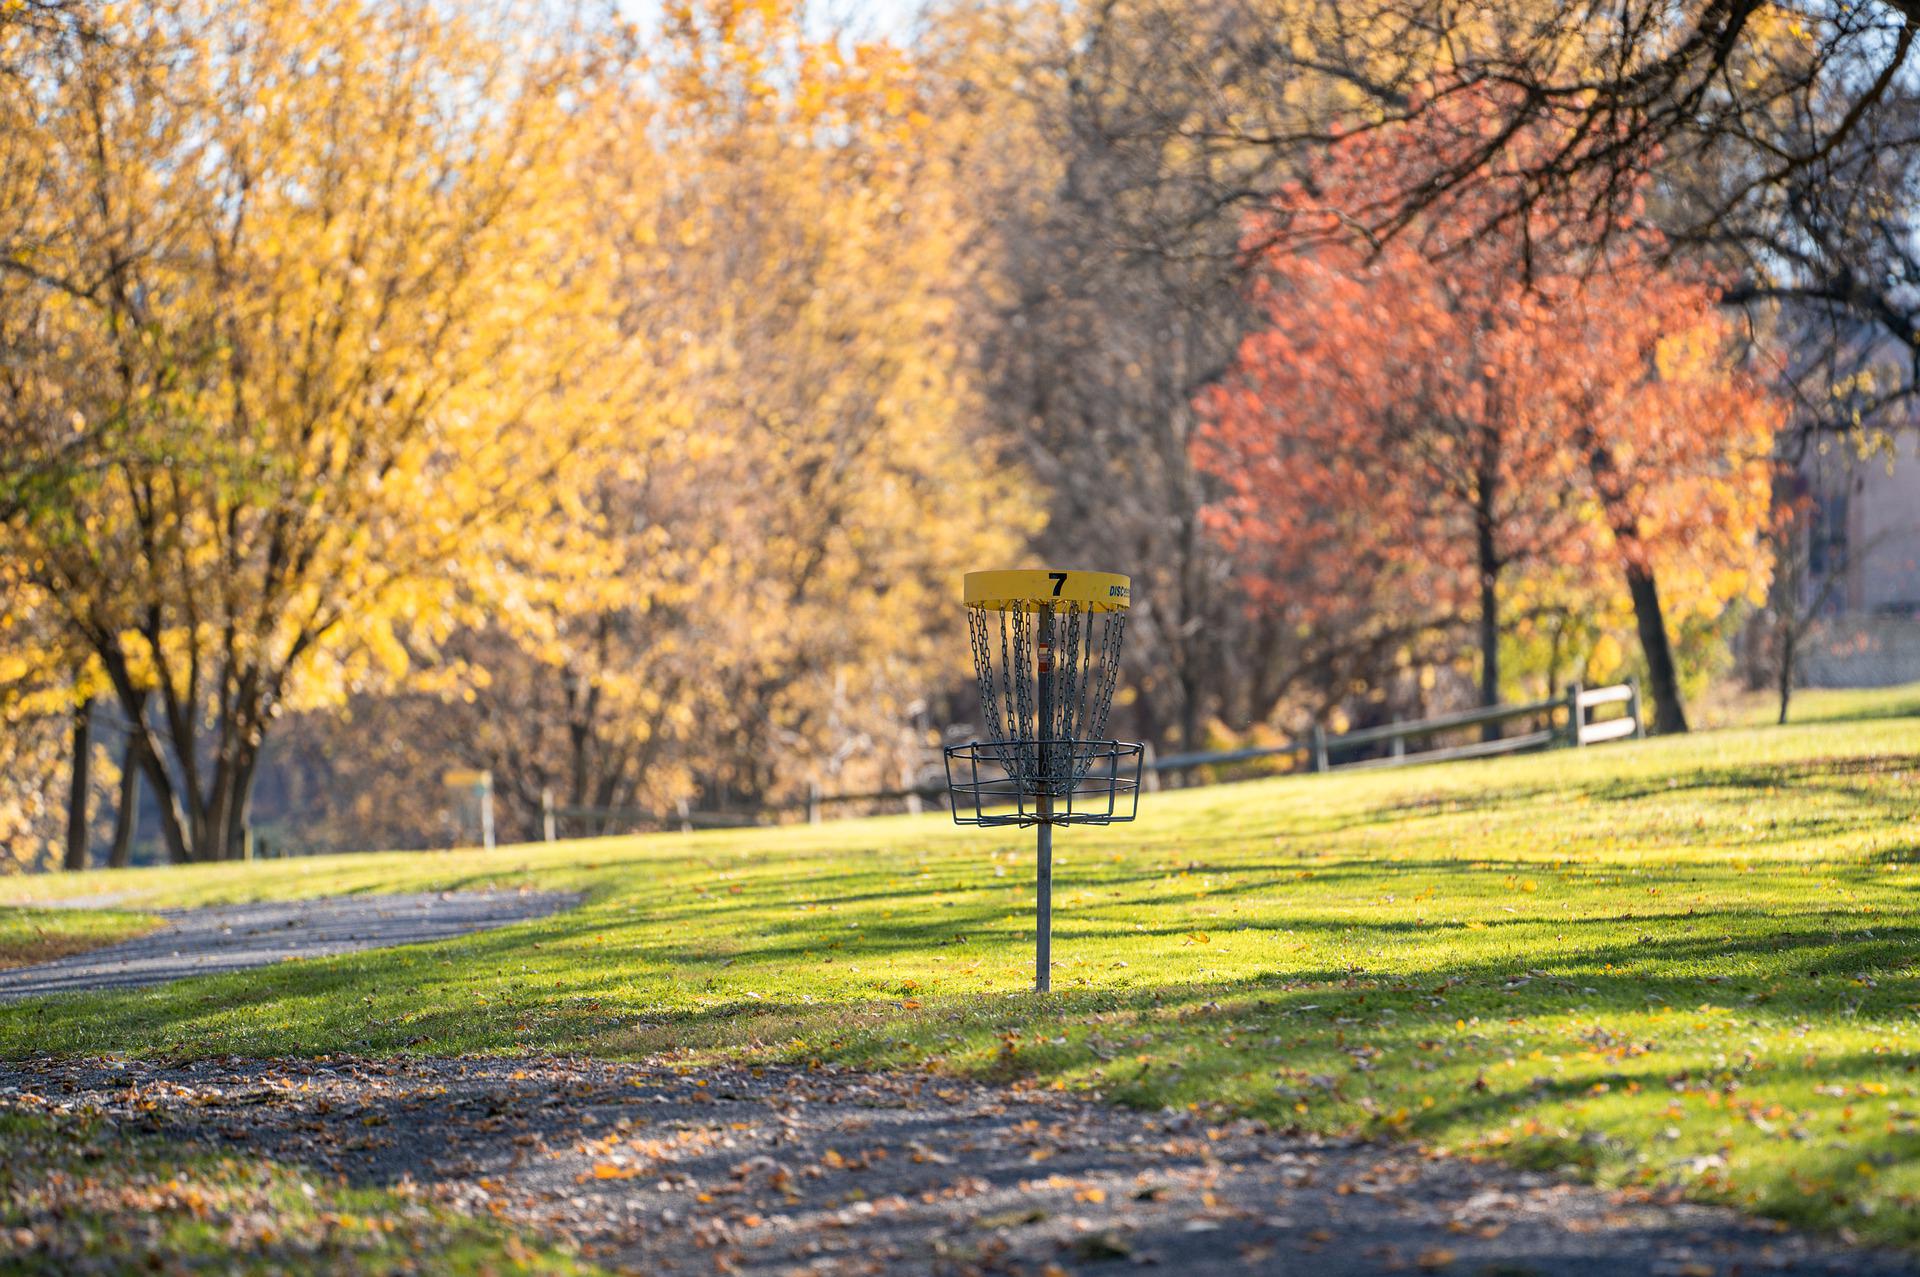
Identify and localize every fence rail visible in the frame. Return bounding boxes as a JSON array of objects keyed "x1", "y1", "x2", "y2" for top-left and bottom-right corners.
[{"x1": 546, "y1": 679, "x2": 1643, "y2": 838}]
